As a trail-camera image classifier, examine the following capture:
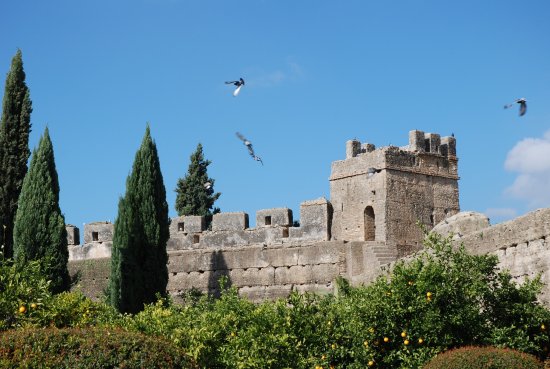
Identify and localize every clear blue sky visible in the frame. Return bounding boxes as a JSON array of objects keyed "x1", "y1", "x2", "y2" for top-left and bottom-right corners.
[{"x1": 2, "y1": 0, "x2": 550, "y2": 230}]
